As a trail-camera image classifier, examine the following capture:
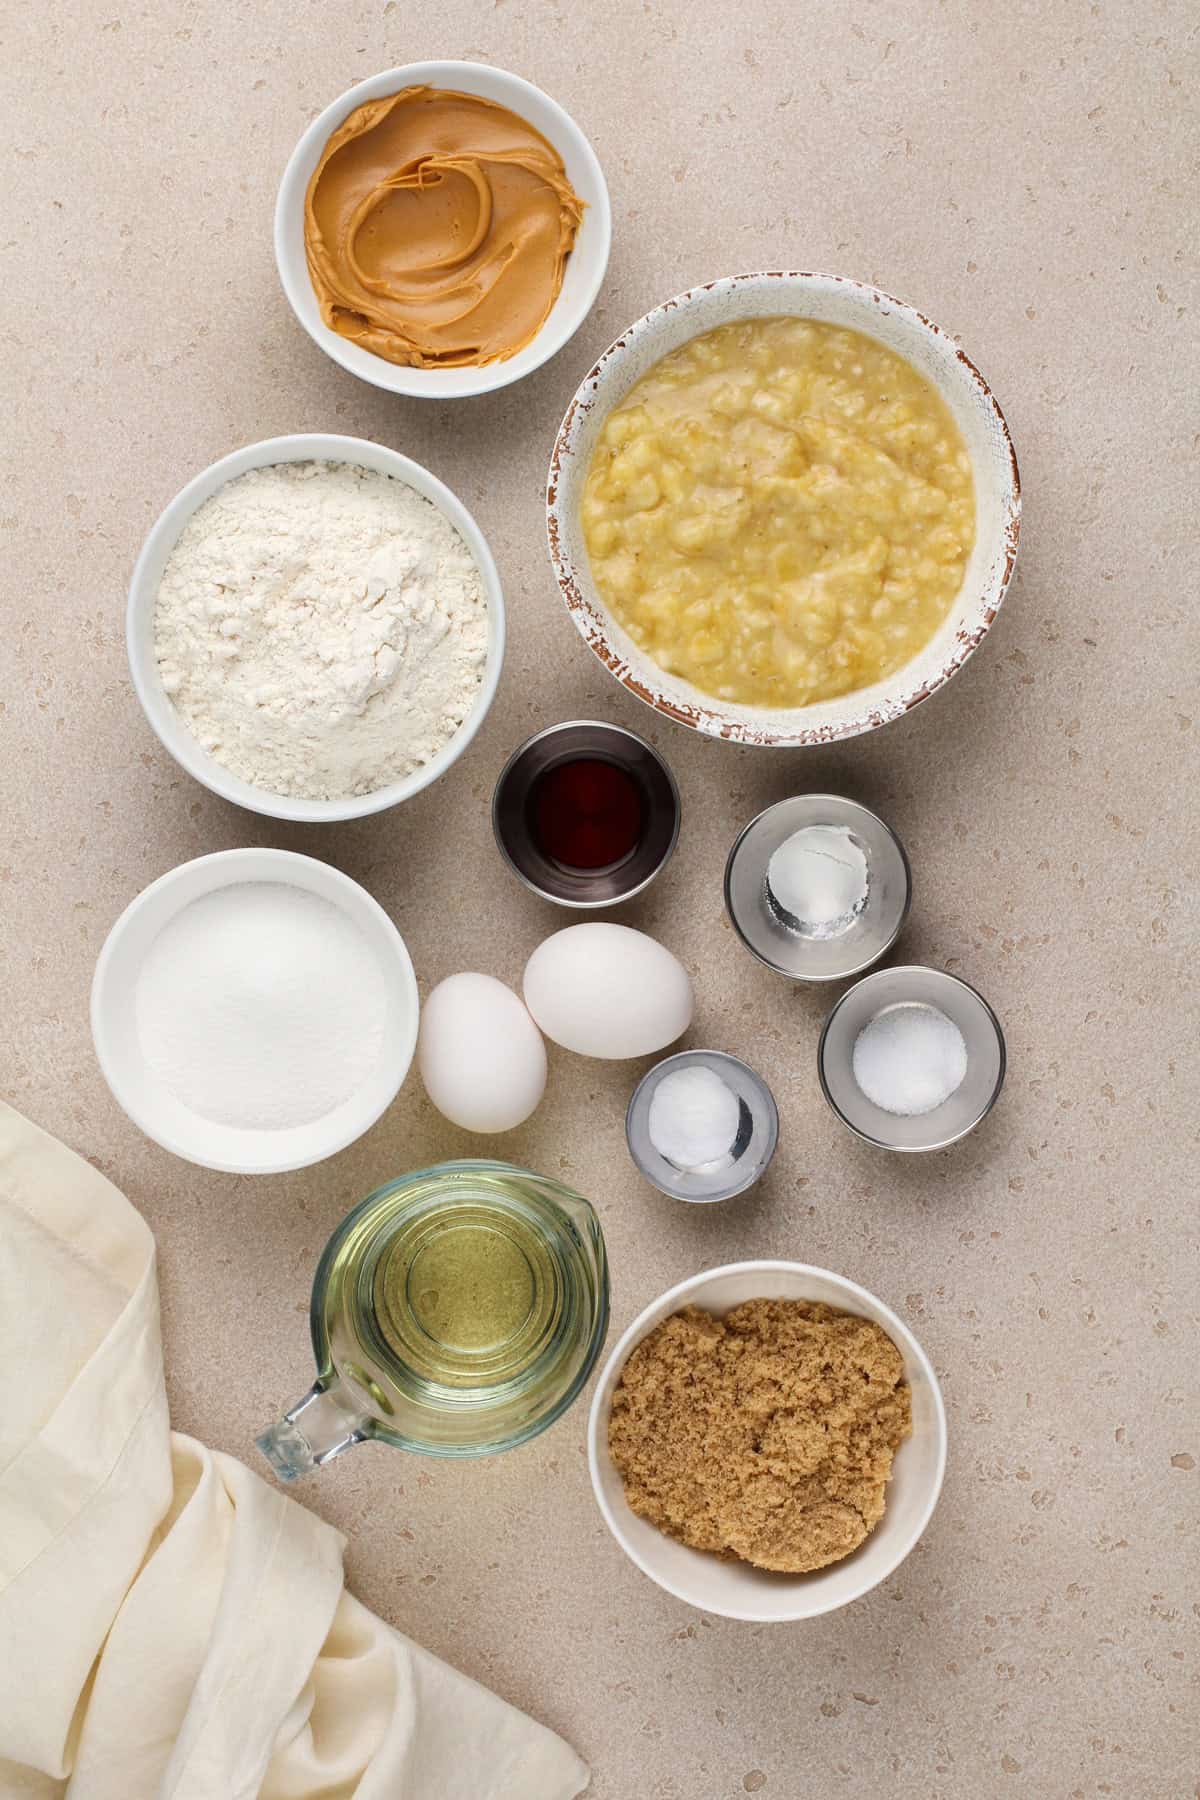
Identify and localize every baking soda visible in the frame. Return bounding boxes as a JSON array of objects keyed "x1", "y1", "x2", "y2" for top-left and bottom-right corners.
[{"x1": 766, "y1": 825, "x2": 869, "y2": 938}]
